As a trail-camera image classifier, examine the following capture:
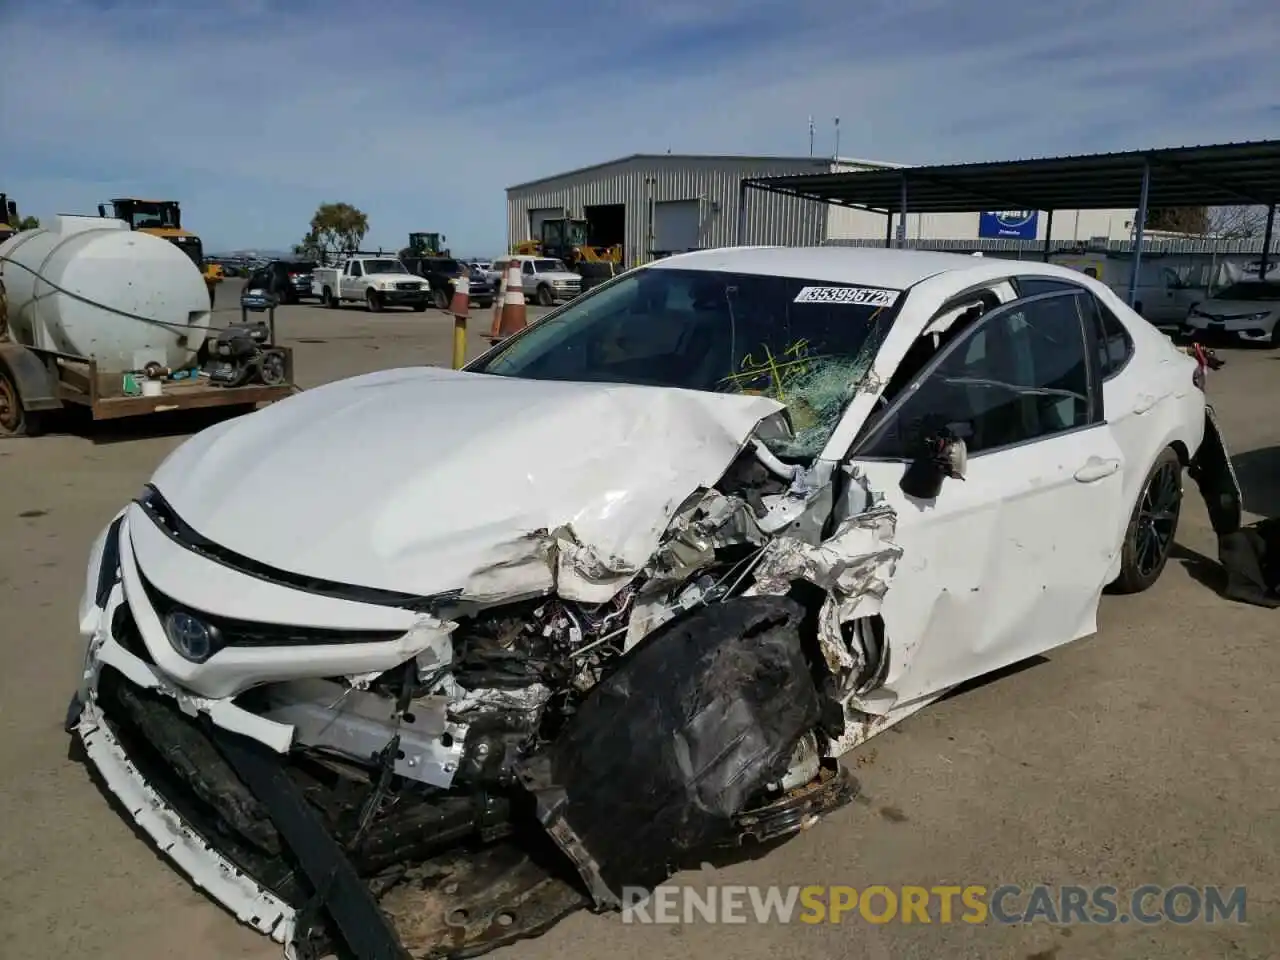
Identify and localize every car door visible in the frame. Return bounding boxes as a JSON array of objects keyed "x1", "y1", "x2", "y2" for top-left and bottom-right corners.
[
  {"x1": 341, "y1": 261, "x2": 363, "y2": 298},
  {"x1": 842, "y1": 290, "x2": 1127, "y2": 708},
  {"x1": 522, "y1": 259, "x2": 536, "y2": 294}
]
